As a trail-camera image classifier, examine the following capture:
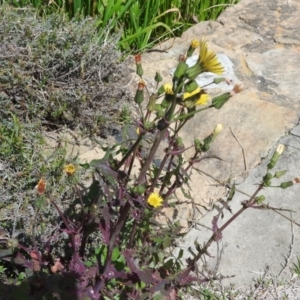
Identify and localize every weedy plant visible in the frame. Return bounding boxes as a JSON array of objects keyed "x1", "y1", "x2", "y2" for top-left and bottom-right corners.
[{"x1": 1, "y1": 30, "x2": 299, "y2": 299}]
